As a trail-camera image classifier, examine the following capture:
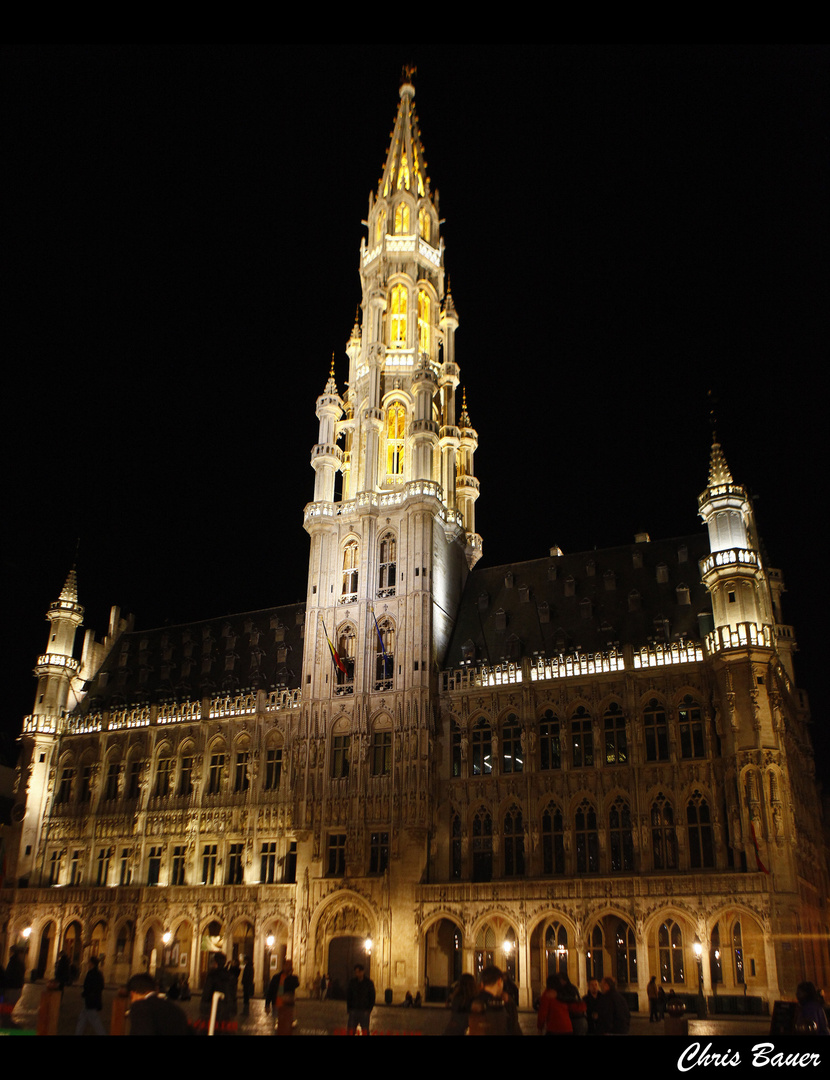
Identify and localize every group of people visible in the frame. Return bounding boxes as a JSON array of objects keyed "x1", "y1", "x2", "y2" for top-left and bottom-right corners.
[{"x1": 443, "y1": 968, "x2": 631, "y2": 1036}]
